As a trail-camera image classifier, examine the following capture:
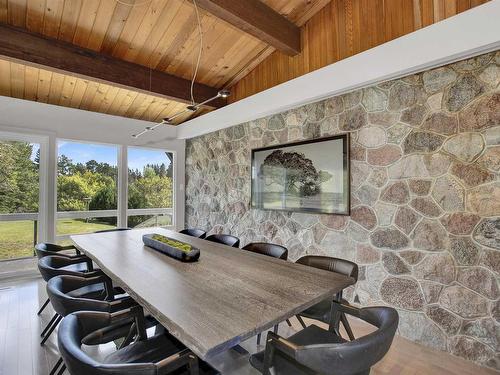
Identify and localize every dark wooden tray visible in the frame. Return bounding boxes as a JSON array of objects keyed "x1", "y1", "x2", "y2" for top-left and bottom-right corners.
[{"x1": 143, "y1": 234, "x2": 200, "y2": 262}]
